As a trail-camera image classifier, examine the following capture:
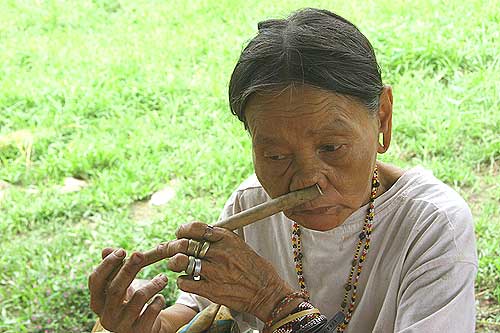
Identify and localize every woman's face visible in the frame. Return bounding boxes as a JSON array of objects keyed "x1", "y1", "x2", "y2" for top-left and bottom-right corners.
[{"x1": 246, "y1": 85, "x2": 392, "y2": 231}]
